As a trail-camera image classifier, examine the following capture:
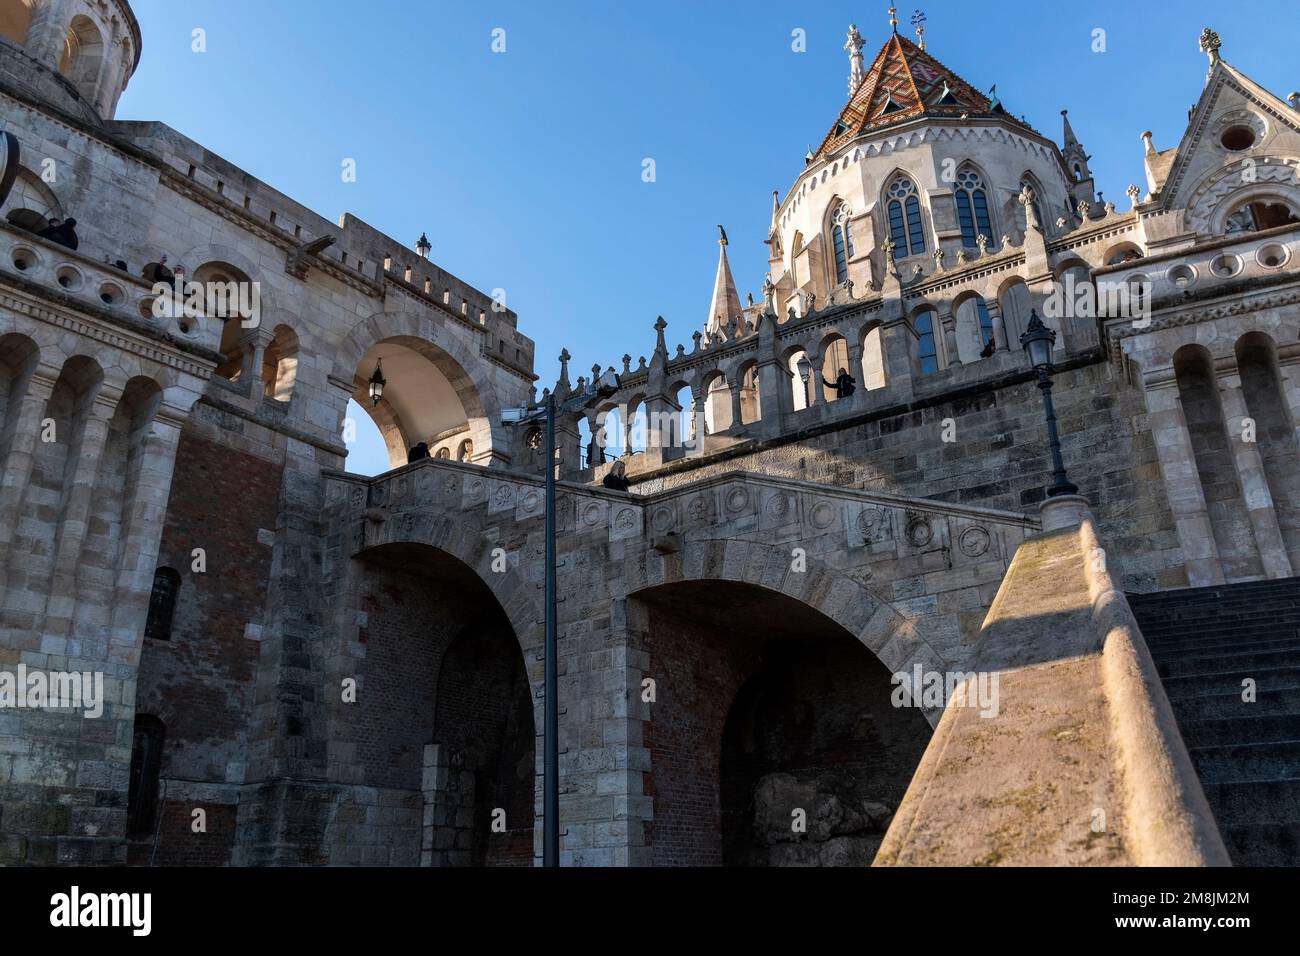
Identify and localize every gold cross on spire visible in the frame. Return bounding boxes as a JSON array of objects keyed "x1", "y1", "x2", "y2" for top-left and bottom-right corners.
[{"x1": 888, "y1": 5, "x2": 898, "y2": 33}]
